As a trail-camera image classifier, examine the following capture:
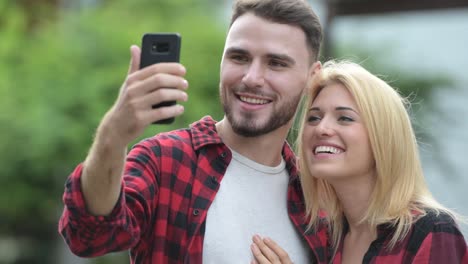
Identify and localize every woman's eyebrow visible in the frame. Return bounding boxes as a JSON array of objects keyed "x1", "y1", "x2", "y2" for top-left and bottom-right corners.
[
  {"x1": 308, "y1": 106, "x2": 358, "y2": 114},
  {"x1": 309, "y1": 107, "x2": 320, "y2": 111},
  {"x1": 336, "y1": 106, "x2": 358, "y2": 114}
]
